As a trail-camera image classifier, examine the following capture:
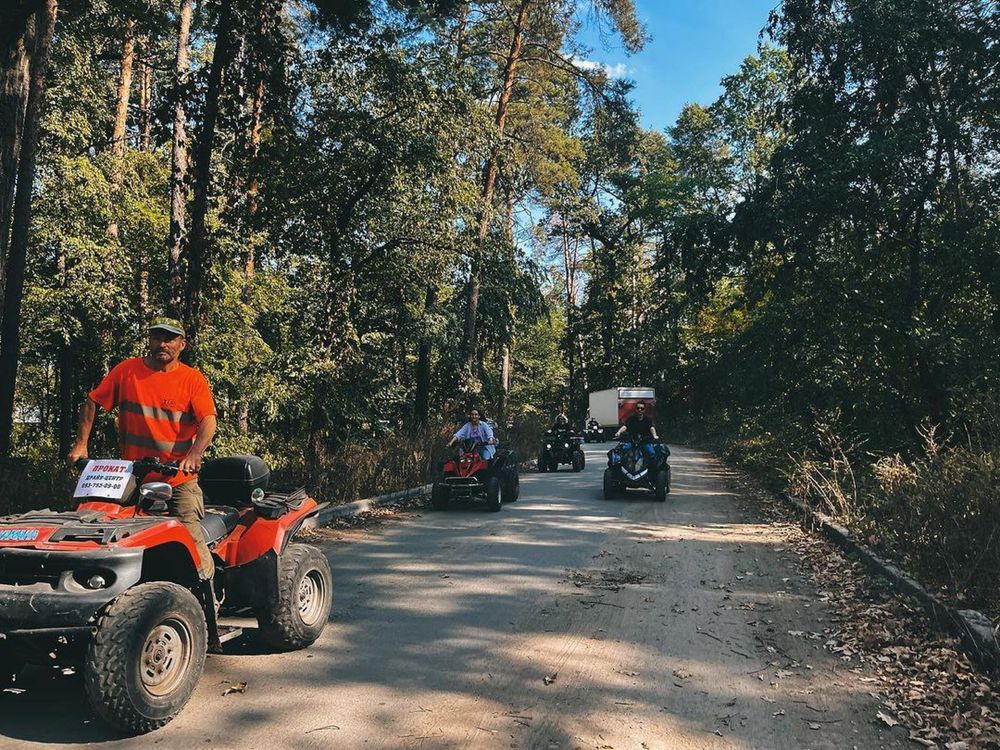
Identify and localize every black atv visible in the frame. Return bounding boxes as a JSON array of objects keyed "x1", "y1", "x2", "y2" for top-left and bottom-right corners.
[
  {"x1": 583, "y1": 422, "x2": 604, "y2": 443},
  {"x1": 537, "y1": 430, "x2": 585, "y2": 472},
  {"x1": 603, "y1": 435, "x2": 671, "y2": 501}
]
